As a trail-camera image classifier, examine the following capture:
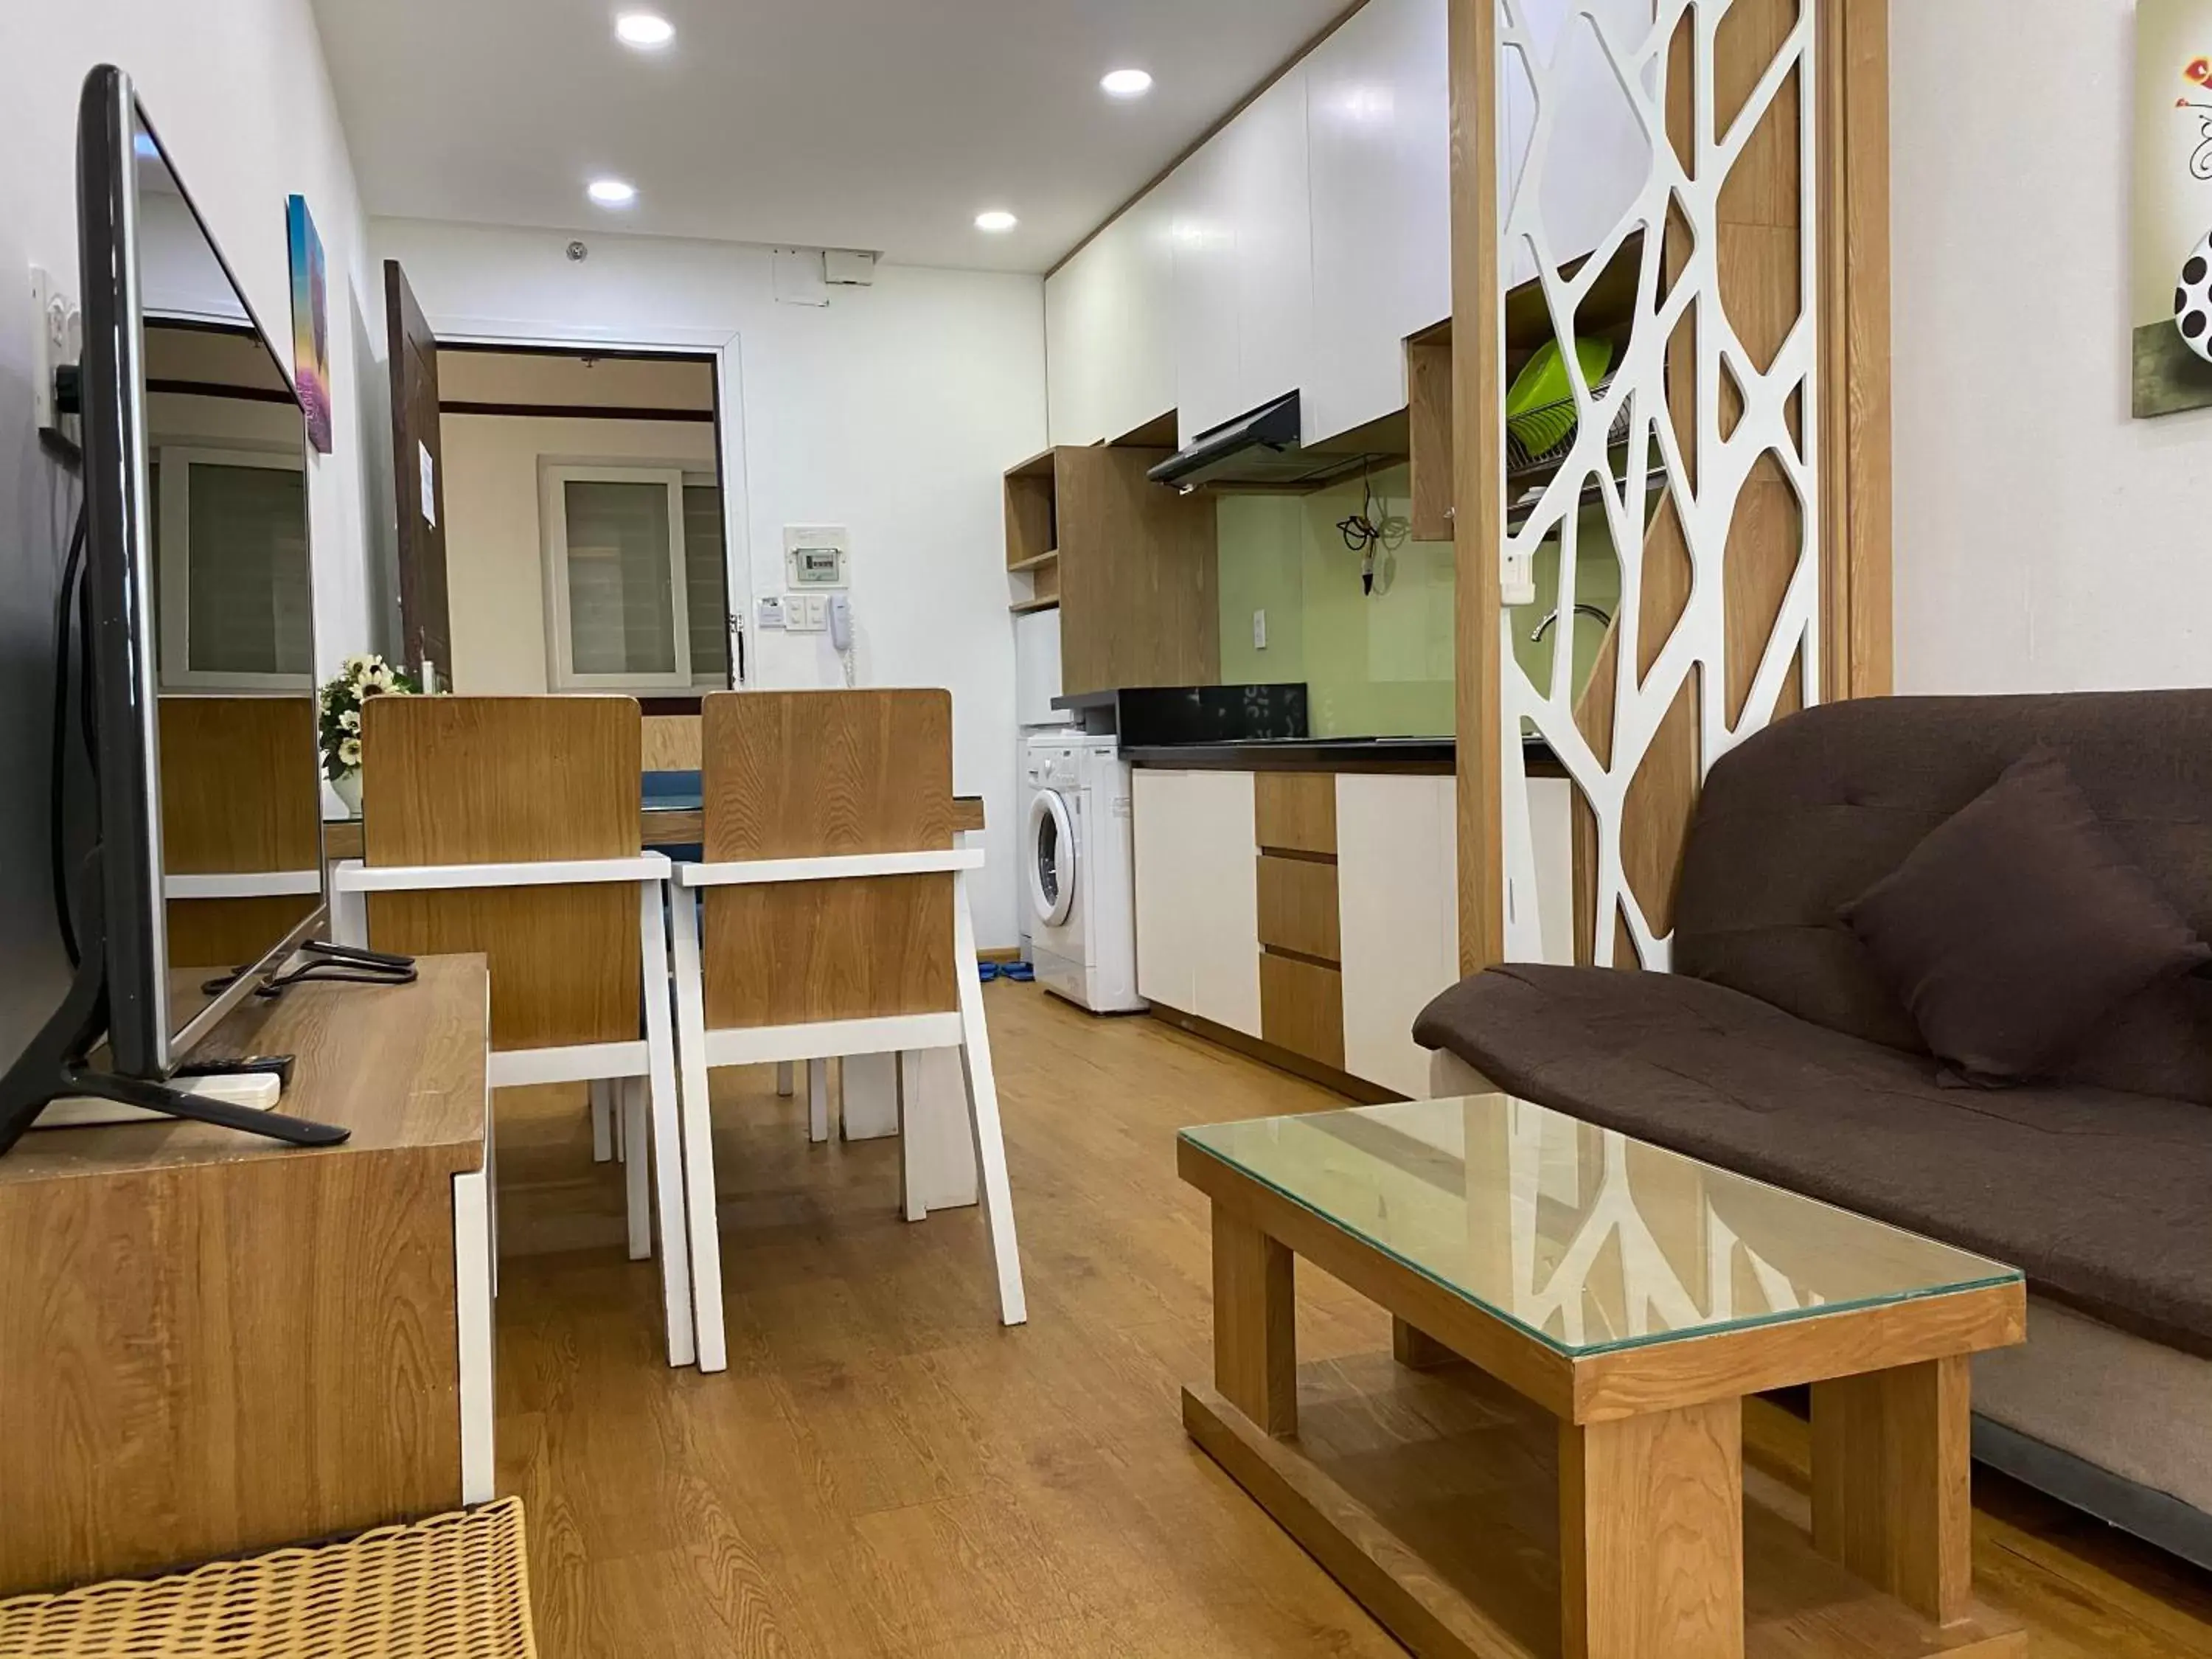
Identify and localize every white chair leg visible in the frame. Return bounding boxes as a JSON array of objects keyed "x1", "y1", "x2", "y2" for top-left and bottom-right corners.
[
  {"x1": 624, "y1": 1075, "x2": 652, "y2": 1262},
  {"x1": 589, "y1": 1079, "x2": 613, "y2": 1164},
  {"x1": 776, "y1": 1060, "x2": 795, "y2": 1098},
  {"x1": 670, "y1": 880, "x2": 728, "y2": 1372},
  {"x1": 952, "y1": 873, "x2": 1027, "y2": 1326},
  {"x1": 330, "y1": 881, "x2": 369, "y2": 950},
  {"x1": 639, "y1": 880, "x2": 696, "y2": 1368},
  {"x1": 807, "y1": 1058, "x2": 831, "y2": 1144},
  {"x1": 897, "y1": 1051, "x2": 927, "y2": 1223}
]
